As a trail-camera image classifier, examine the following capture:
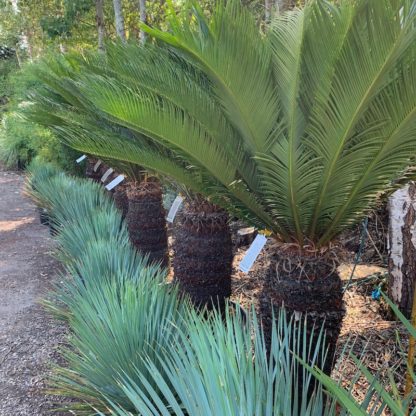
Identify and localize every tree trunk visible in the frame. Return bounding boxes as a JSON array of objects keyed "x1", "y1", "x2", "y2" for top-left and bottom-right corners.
[
  {"x1": 388, "y1": 183, "x2": 416, "y2": 318},
  {"x1": 139, "y1": 0, "x2": 147, "y2": 44},
  {"x1": 261, "y1": 246, "x2": 345, "y2": 376},
  {"x1": 172, "y1": 199, "x2": 233, "y2": 309},
  {"x1": 95, "y1": 0, "x2": 106, "y2": 51},
  {"x1": 112, "y1": 0, "x2": 126, "y2": 42},
  {"x1": 112, "y1": 182, "x2": 129, "y2": 220},
  {"x1": 126, "y1": 179, "x2": 169, "y2": 268}
]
